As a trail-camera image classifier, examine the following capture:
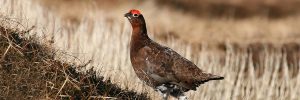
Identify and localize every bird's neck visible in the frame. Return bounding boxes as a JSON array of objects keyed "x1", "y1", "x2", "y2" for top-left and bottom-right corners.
[
  {"x1": 132, "y1": 22, "x2": 148, "y2": 40},
  {"x1": 130, "y1": 22, "x2": 150, "y2": 52}
]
